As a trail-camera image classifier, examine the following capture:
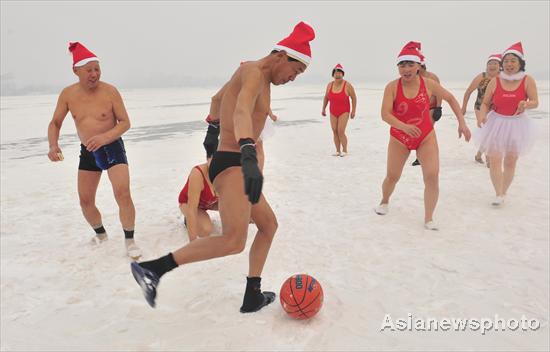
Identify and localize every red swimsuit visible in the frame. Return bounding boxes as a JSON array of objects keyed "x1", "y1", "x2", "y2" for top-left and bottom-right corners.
[
  {"x1": 328, "y1": 81, "x2": 351, "y2": 118},
  {"x1": 492, "y1": 76, "x2": 527, "y2": 116},
  {"x1": 390, "y1": 77, "x2": 434, "y2": 150},
  {"x1": 178, "y1": 166, "x2": 218, "y2": 210}
]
